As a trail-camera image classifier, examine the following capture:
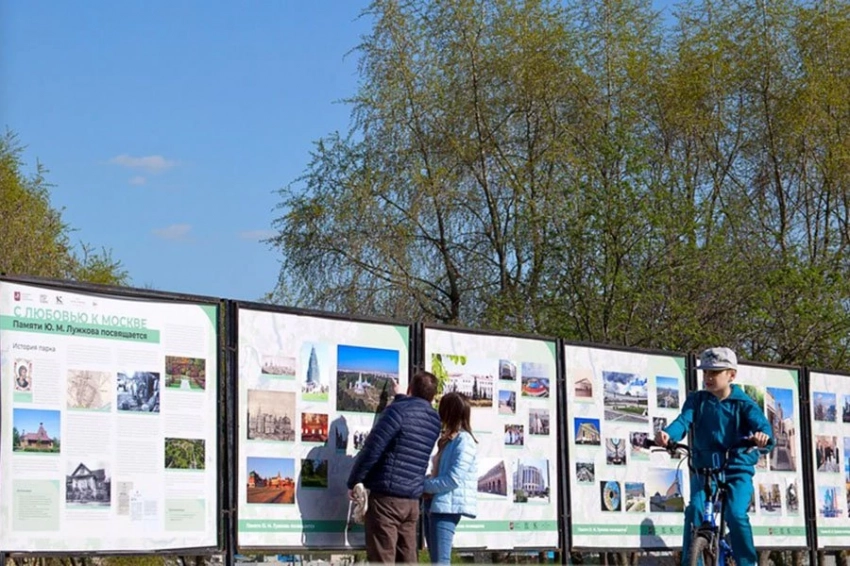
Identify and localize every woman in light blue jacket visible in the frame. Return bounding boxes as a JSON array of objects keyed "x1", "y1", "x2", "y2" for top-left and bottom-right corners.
[{"x1": 423, "y1": 392, "x2": 478, "y2": 564}]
